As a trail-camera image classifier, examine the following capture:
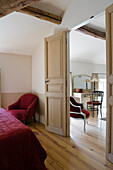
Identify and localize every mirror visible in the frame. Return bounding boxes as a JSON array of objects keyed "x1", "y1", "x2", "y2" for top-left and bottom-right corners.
[{"x1": 73, "y1": 74, "x2": 91, "y2": 91}]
